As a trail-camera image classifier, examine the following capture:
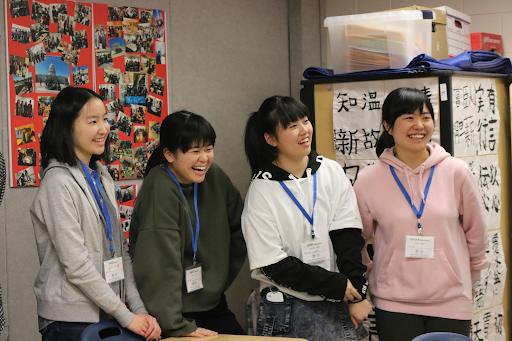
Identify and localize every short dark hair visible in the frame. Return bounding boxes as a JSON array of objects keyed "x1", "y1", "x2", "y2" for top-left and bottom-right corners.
[
  {"x1": 244, "y1": 95, "x2": 310, "y2": 174},
  {"x1": 375, "y1": 87, "x2": 435, "y2": 157},
  {"x1": 145, "y1": 110, "x2": 216, "y2": 177},
  {"x1": 40, "y1": 87, "x2": 108, "y2": 169}
]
